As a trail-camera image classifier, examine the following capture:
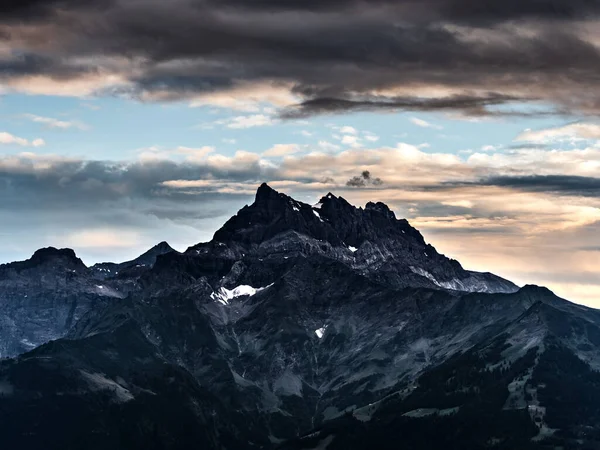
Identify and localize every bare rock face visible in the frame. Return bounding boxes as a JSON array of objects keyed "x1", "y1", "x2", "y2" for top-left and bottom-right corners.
[
  {"x1": 0, "y1": 184, "x2": 598, "y2": 450},
  {"x1": 191, "y1": 183, "x2": 517, "y2": 294},
  {"x1": 0, "y1": 247, "x2": 123, "y2": 358}
]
